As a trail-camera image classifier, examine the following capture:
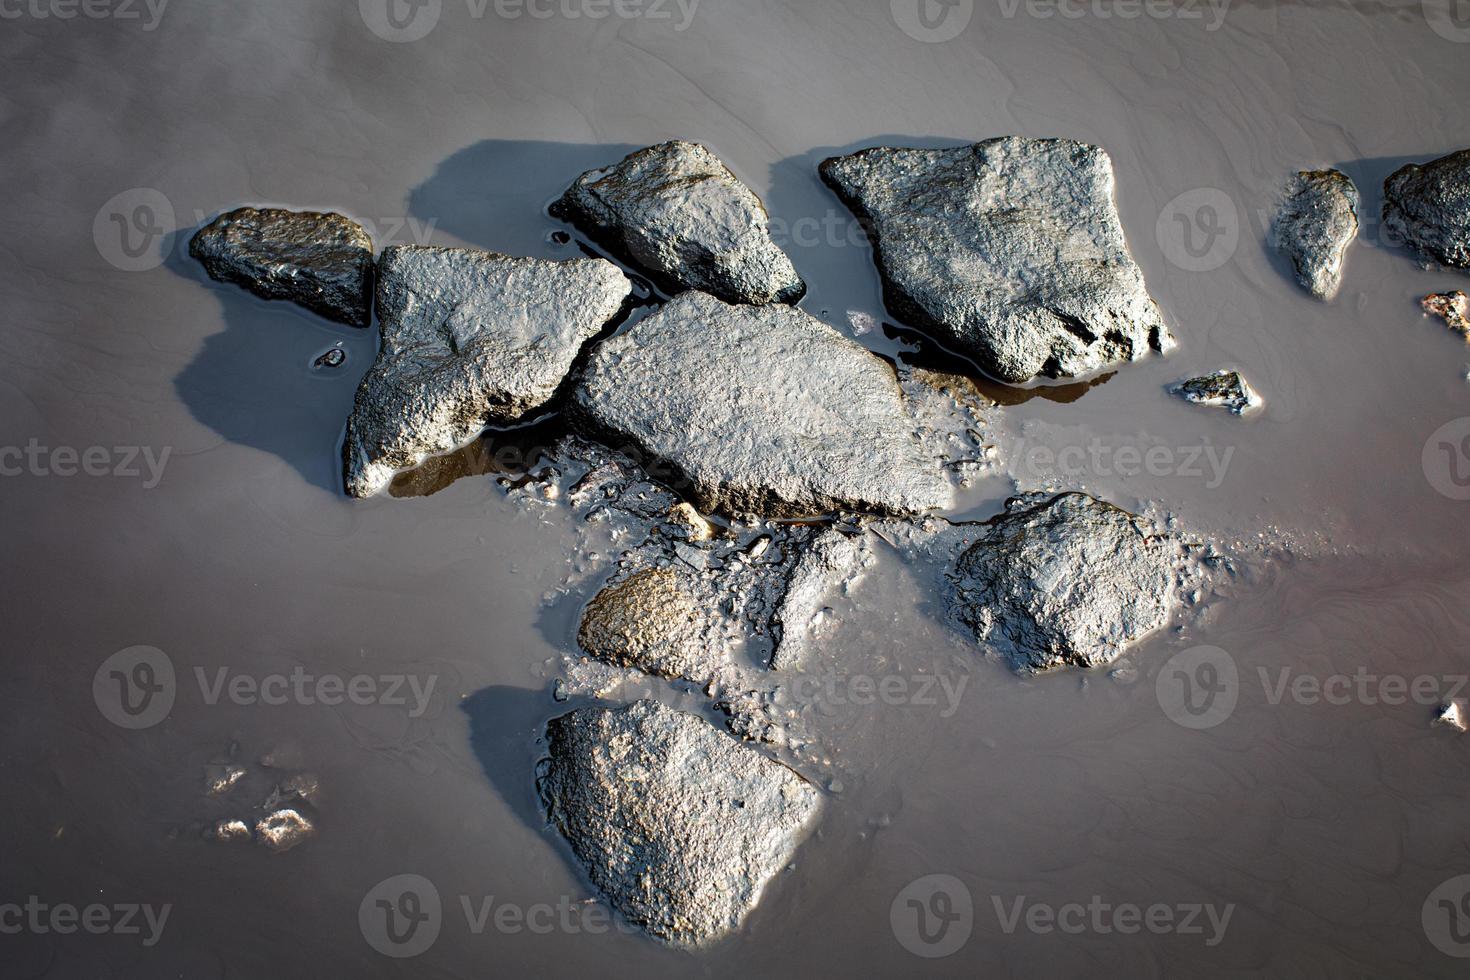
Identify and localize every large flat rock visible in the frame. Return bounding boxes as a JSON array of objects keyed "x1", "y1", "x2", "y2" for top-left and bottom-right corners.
[
  {"x1": 1383, "y1": 148, "x2": 1470, "y2": 271},
  {"x1": 820, "y1": 138, "x2": 1173, "y2": 383},
  {"x1": 344, "y1": 246, "x2": 630, "y2": 498},
  {"x1": 1273, "y1": 169, "x2": 1359, "y2": 300},
  {"x1": 569, "y1": 290, "x2": 954, "y2": 518},
  {"x1": 189, "y1": 207, "x2": 375, "y2": 327},
  {"x1": 949, "y1": 492, "x2": 1178, "y2": 671},
  {"x1": 539, "y1": 700, "x2": 821, "y2": 948},
  {"x1": 551, "y1": 141, "x2": 805, "y2": 305}
]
